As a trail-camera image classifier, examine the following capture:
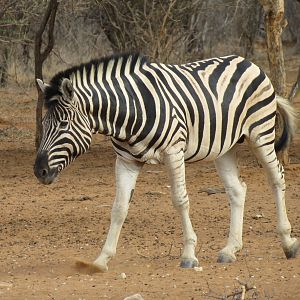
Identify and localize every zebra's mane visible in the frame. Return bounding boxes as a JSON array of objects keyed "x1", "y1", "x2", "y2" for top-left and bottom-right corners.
[{"x1": 44, "y1": 52, "x2": 148, "y2": 108}]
